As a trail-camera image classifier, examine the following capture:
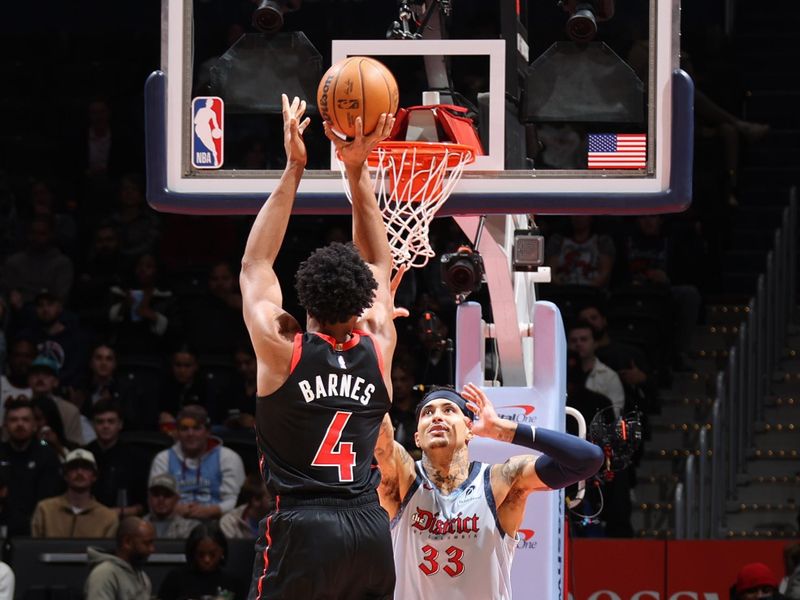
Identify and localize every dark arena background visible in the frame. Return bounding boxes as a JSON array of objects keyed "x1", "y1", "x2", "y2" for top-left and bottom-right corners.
[{"x1": 0, "y1": 1, "x2": 799, "y2": 599}]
